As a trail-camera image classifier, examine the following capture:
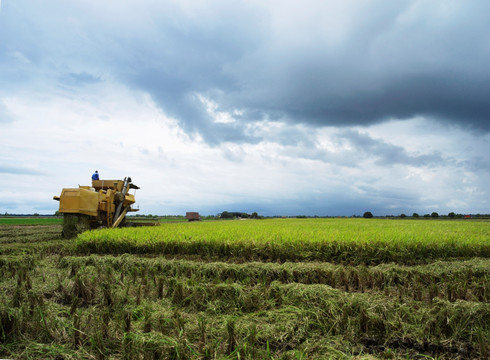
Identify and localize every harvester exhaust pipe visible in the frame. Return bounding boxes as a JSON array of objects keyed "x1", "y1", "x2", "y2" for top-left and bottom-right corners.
[{"x1": 112, "y1": 177, "x2": 131, "y2": 227}]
